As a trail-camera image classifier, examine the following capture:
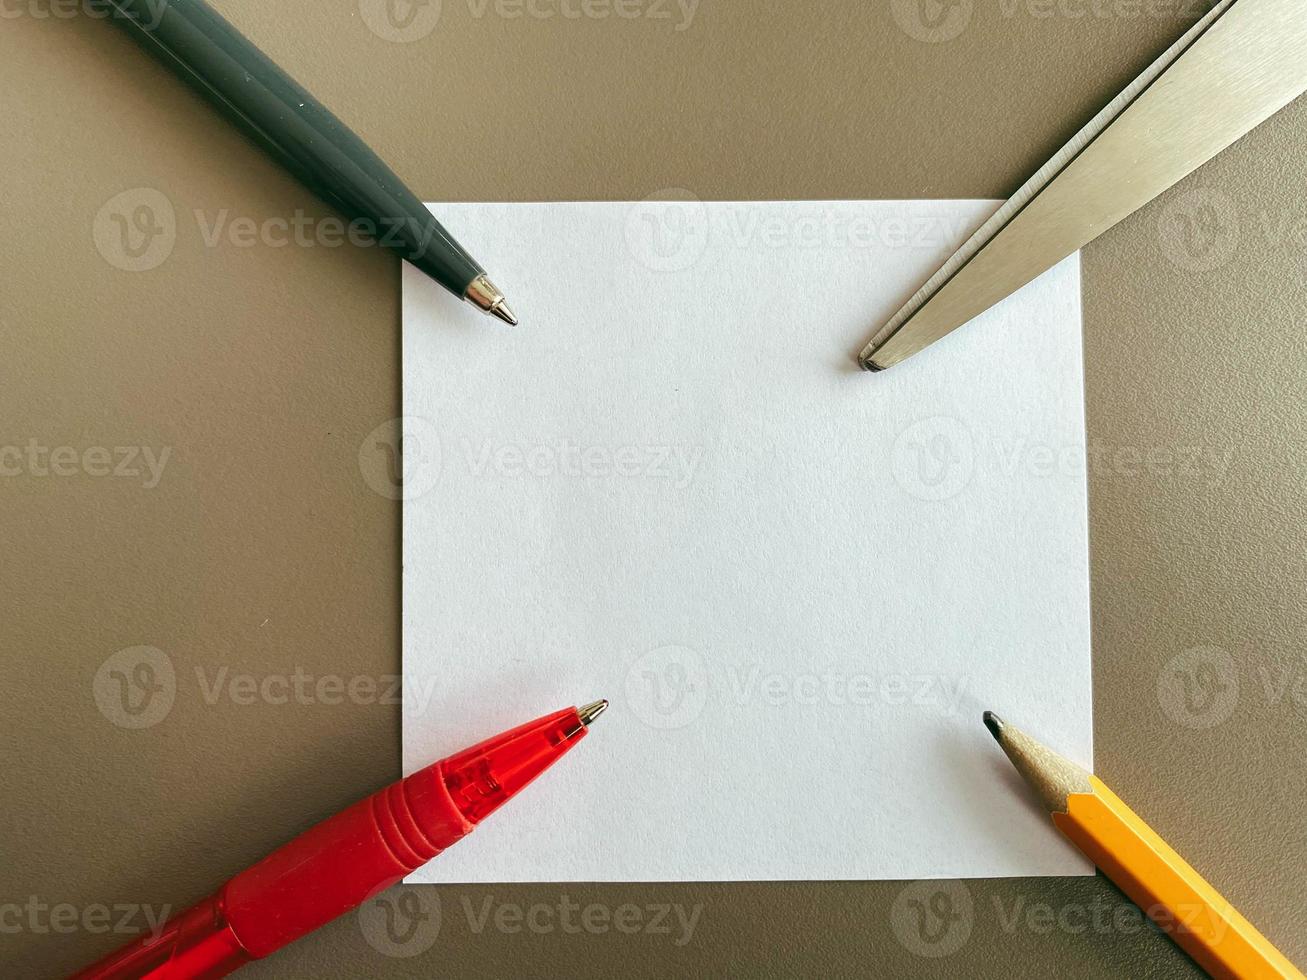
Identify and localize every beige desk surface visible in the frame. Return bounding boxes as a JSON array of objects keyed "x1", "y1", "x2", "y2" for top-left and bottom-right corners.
[{"x1": 3, "y1": 2, "x2": 1304, "y2": 977}]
